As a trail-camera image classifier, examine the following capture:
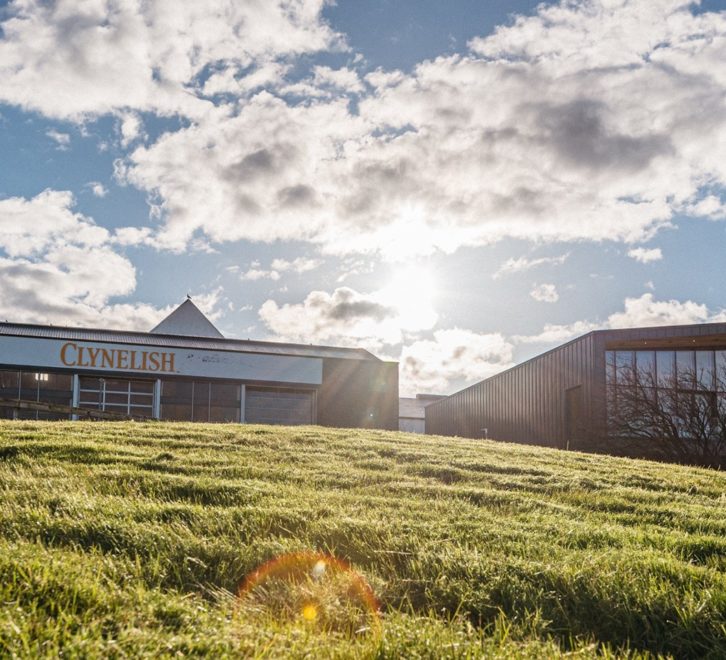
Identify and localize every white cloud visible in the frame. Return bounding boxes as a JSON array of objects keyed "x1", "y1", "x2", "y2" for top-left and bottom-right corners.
[
  {"x1": 518, "y1": 293, "x2": 726, "y2": 344},
  {"x1": 607, "y1": 293, "x2": 726, "y2": 328},
  {"x1": 113, "y1": 0, "x2": 726, "y2": 258},
  {"x1": 515, "y1": 320, "x2": 600, "y2": 345},
  {"x1": 0, "y1": 190, "x2": 176, "y2": 329},
  {"x1": 628, "y1": 247, "x2": 663, "y2": 263},
  {"x1": 281, "y1": 65, "x2": 363, "y2": 98},
  {"x1": 0, "y1": 0, "x2": 342, "y2": 120},
  {"x1": 258, "y1": 287, "x2": 403, "y2": 350},
  {"x1": 492, "y1": 253, "x2": 569, "y2": 279},
  {"x1": 88, "y1": 182, "x2": 108, "y2": 198},
  {"x1": 682, "y1": 194, "x2": 726, "y2": 220},
  {"x1": 202, "y1": 61, "x2": 291, "y2": 96},
  {"x1": 45, "y1": 129, "x2": 70, "y2": 149},
  {"x1": 530, "y1": 283, "x2": 559, "y2": 303},
  {"x1": 0, "y1": 190, "x2": 108, "y2": 257},
  {"x1": 112, "y1": 226, "x2": 156, "y2": 247},
  {"x1": 241, "y1": 268, "x2": 281, "y2": 282},
  {"x1": 270, "y1": 257, "x2": 323, "y2": 273},
  {"x1": 119, "y1": 112, "x2": 143, "y2": 148},
  {"x1": 400, "y1": 329, "x2": 514, "y2": 396}
]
